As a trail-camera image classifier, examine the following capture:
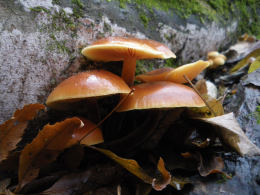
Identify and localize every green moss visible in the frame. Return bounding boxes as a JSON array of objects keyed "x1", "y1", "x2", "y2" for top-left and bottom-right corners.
[
  {"x1": 109, "y1": 0, "x2": 260, "y2": 38},
  {"x1": 139, "y1": 13, "x2": 149, "y2": 28},
  {"x1": 135, "y1": 60, "x2": 154, "y2": 75},
  {"x1": 30, "y1": 6, "x2": 50, "y2": 13},
  {"x1": 164, "y1": 58, "x2": 178, "y2": 68}
]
